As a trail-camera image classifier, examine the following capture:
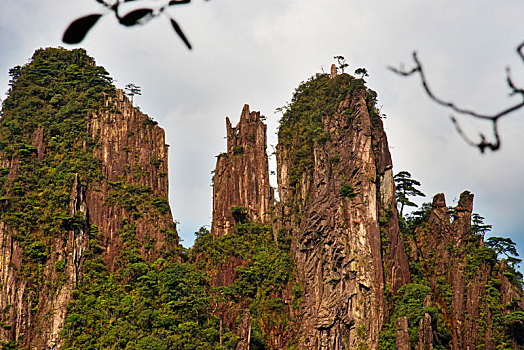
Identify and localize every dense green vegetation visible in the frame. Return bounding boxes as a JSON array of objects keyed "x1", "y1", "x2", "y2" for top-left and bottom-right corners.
[
  {"x1": 0, "y1": 47, "x2": 296, "y2": 349},
  {"x1": 191, "y1": 221, "x2": 295, "y2": 348},
  {"x1": 379, "y1": 283, "x2": 445, "y2": 350},
  {"x1": 2, "y1": 49, "x2": 523, "y2": 349},
  {"x1": 59, "y1": 206, "x2": 293, "y2": 349},
  {"x1": 277, "y1": 72, "x2": 379, "y2": 192},
  {"x1": 0, "y1": 48, "x2": 113, "y2": 309},
  {"x1": 384, "y1": 174, "x2": 524, "y2": 349},
  {"x1": 62, "y1": 234, "x2": 238, "y2": 349}
]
